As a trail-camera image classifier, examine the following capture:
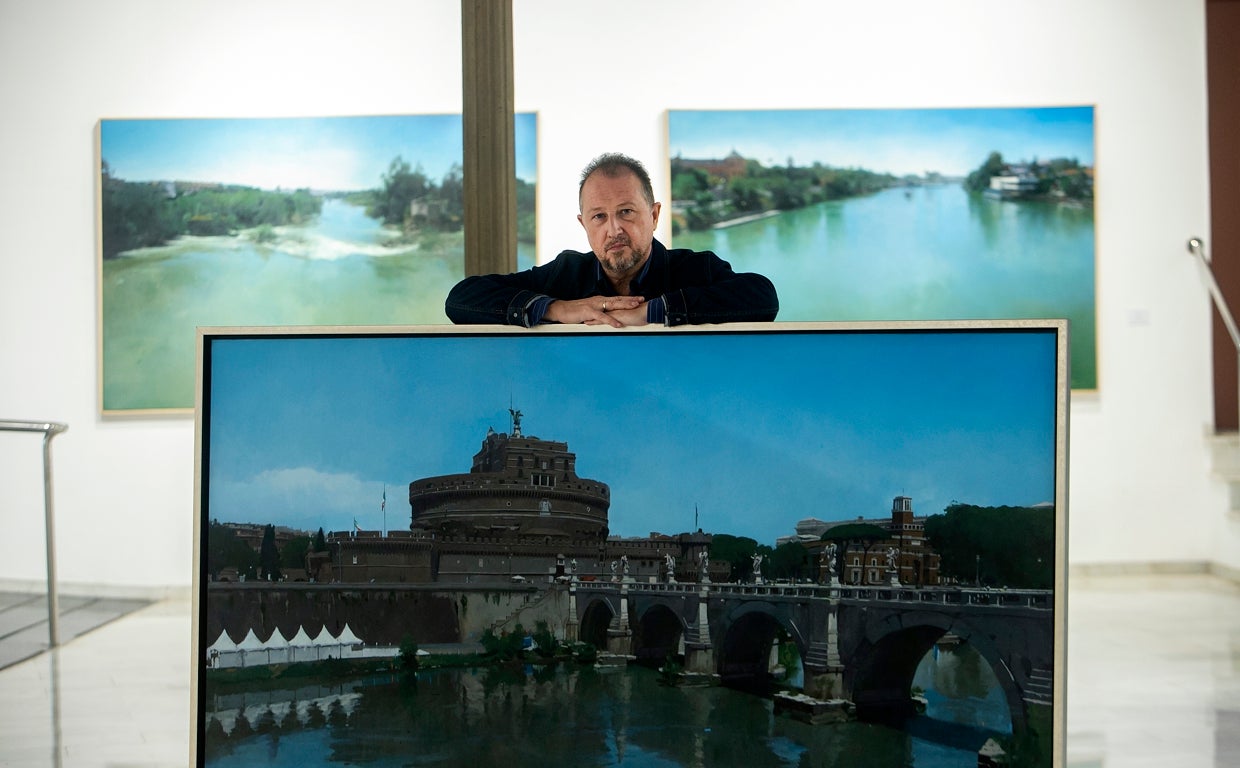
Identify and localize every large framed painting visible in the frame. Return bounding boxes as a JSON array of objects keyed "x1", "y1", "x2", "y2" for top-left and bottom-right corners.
[
  {"x1": 668, "y1": 107, "x2": 1096, "y2": 390},
  {"x1": 96, "y1": 113, "x2": 538, "y2": 414},
  {"x1": 192, "y1": 321, "x2": 1069, "y2": 767}
]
